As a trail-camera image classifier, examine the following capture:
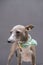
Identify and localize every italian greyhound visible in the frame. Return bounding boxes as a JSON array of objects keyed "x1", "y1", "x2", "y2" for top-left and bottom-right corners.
[{"x1": 7, "y1": 24, "x2": 37, "y2": 65}]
